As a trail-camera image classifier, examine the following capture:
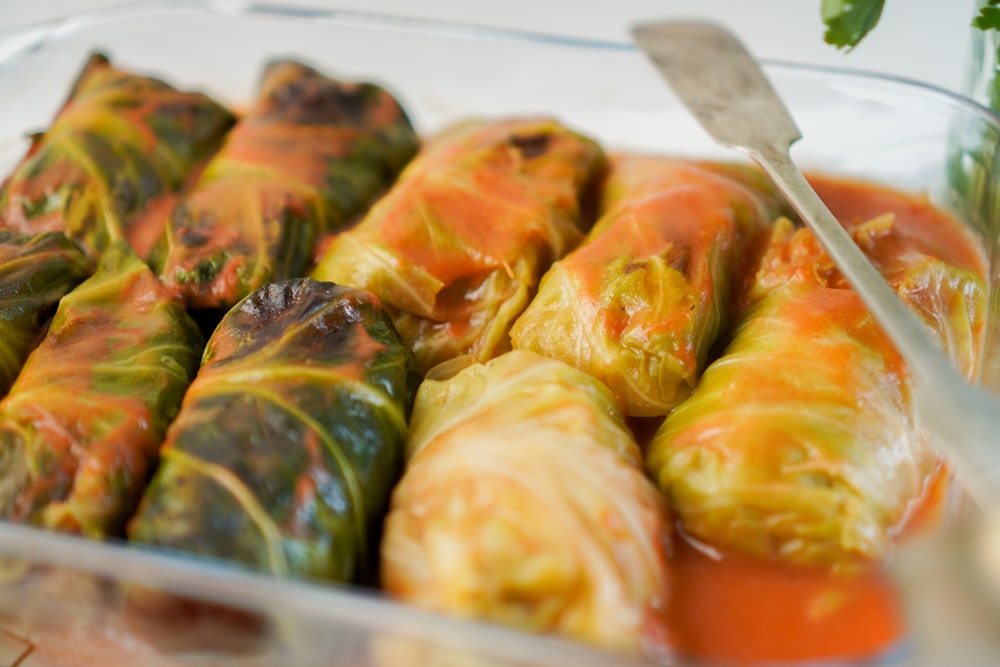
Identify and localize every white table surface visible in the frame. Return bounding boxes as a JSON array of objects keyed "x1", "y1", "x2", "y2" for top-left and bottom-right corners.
[{"x1": 0, "y1": 0, "x2": 979, "y2": 96}]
